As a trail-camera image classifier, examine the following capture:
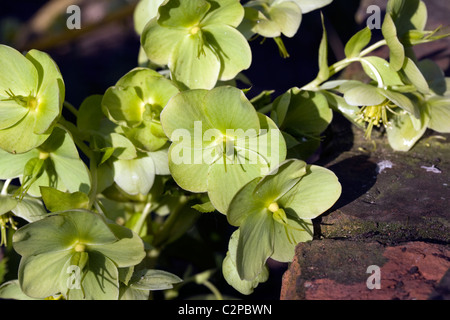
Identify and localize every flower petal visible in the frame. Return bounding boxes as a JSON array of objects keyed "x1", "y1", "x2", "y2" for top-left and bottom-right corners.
[
  {"x1": 168, "y1": 32, "x2": 221, "y2": 89},
  {"x1": 141, "y1": 19, "x2": 186, "y2": 66},
  {"x1": 236, "y1": 209, "x2": 274, "y2": 280},
  {"x1": 279, "y1": 165, "x2": 341, "y2": 220},
  {"x1": 271, "y1": 218, "x2": 313, "y2": 262},
  {"x1": 202, "y1": 25, "x2": 252, "y2": 81},
  {"x1": 0, "y1": 45, "x2": 38, "y2": 96},
  {"x1": 202, "y1": 0, "x2": 244, "y2": 27}
]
